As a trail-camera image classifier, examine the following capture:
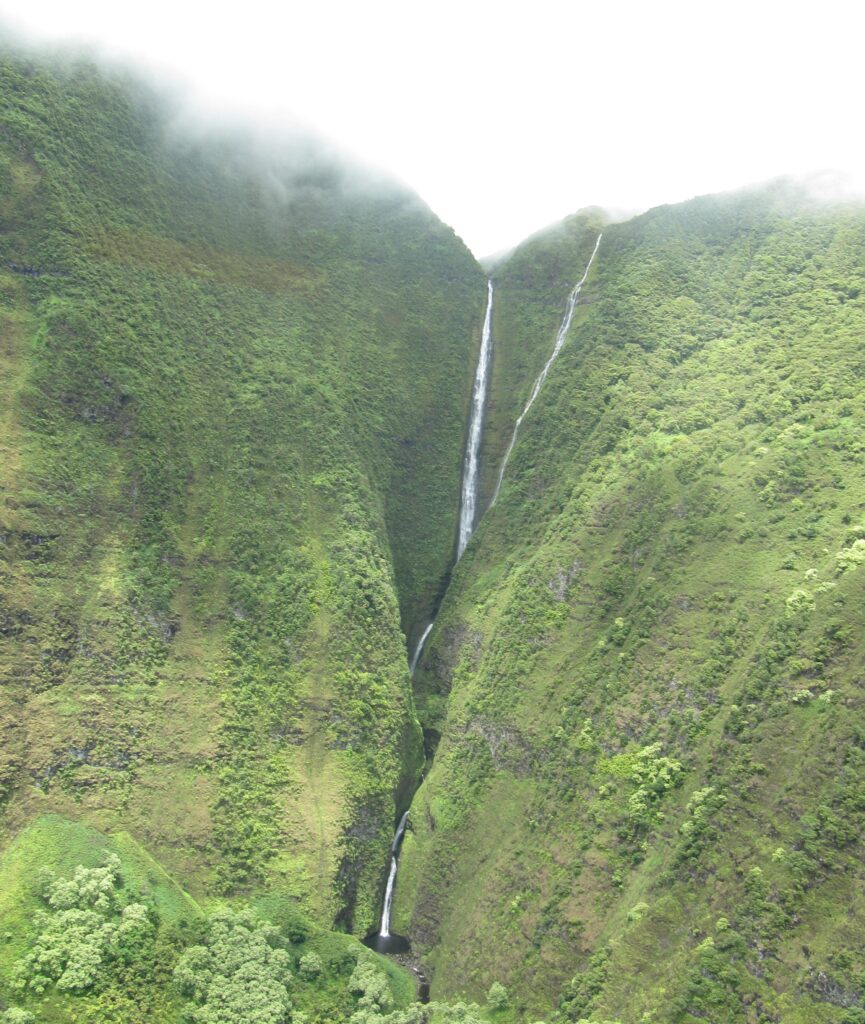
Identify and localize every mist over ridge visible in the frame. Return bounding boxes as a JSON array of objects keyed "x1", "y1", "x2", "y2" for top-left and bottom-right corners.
[{"x1": 3, "y1": 0, "x2": 865, "y2": 255}]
